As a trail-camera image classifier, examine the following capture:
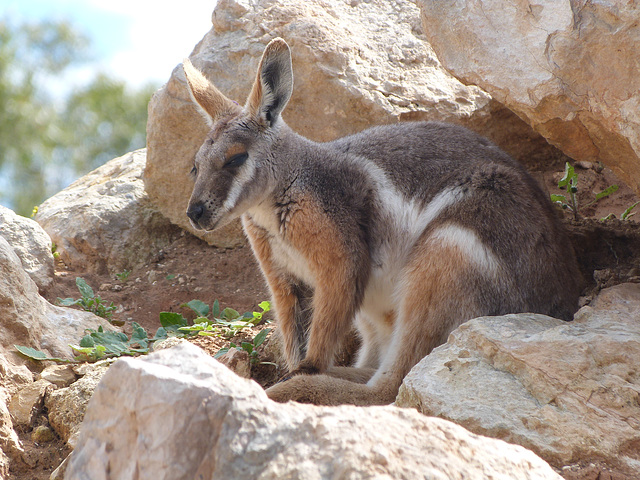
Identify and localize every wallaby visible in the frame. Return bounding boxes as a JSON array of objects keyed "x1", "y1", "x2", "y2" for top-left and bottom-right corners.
[{"x1": 182, "y1": 38, "x2": 580, "y2": 406}]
